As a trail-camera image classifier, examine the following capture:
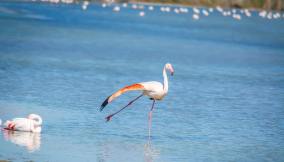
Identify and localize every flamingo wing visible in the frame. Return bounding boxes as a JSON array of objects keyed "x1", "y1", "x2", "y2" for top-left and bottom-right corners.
[{"x1": 100, "y1": 83, "x2": 145, "y2": 111}]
